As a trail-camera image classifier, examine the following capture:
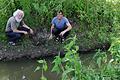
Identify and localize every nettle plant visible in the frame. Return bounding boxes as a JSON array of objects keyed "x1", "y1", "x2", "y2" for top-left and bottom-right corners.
[
  {"x1": 51, "y1": 36, "x2": 120, "y2": 80},
  {"x1": 52, "y1": 35, "x2": 83, "y2": 80},
  {"x1": 35, "y1": 60, "x2": 48, "y2": 80},
  {"x1": 35, "y1": 36, "x2": 120, "y2": 80}
]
